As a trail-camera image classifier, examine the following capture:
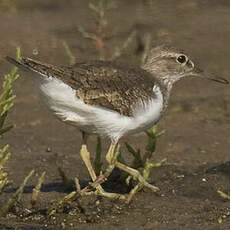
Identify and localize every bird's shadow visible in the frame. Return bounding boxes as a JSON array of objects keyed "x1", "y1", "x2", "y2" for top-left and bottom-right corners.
[{"x1": 4, "y1": 168, "x2": 132, "y2": 195}]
